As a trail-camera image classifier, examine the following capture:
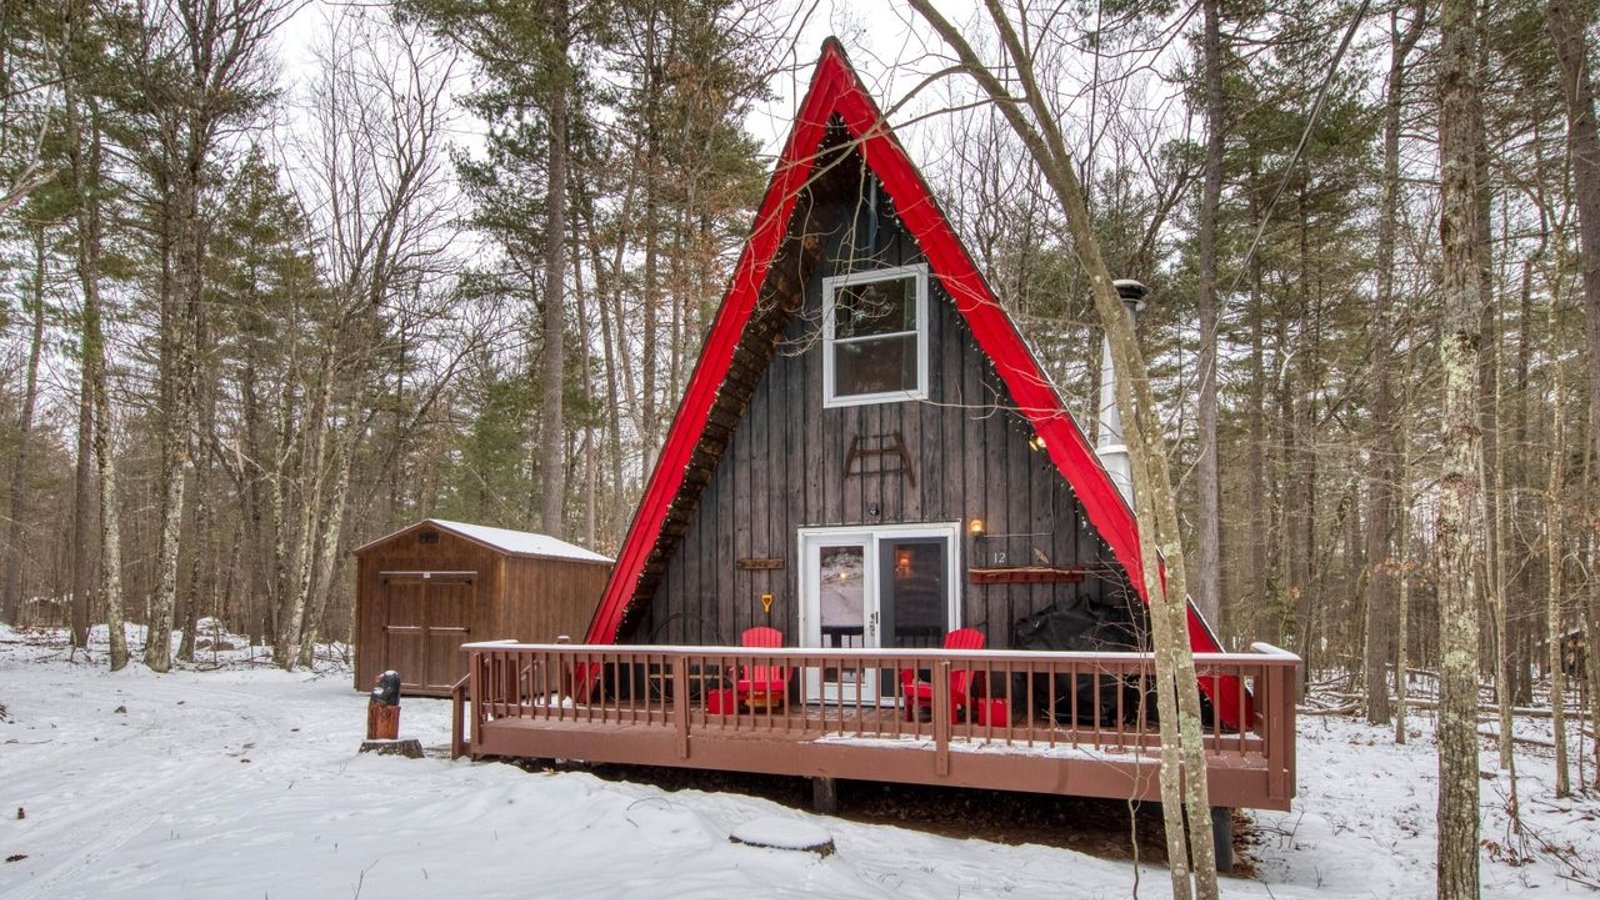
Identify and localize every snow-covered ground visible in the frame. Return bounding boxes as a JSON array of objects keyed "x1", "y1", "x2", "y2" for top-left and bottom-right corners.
[{"x1": 3, "y1": 625, "x2": 1597, "y2": 899}]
